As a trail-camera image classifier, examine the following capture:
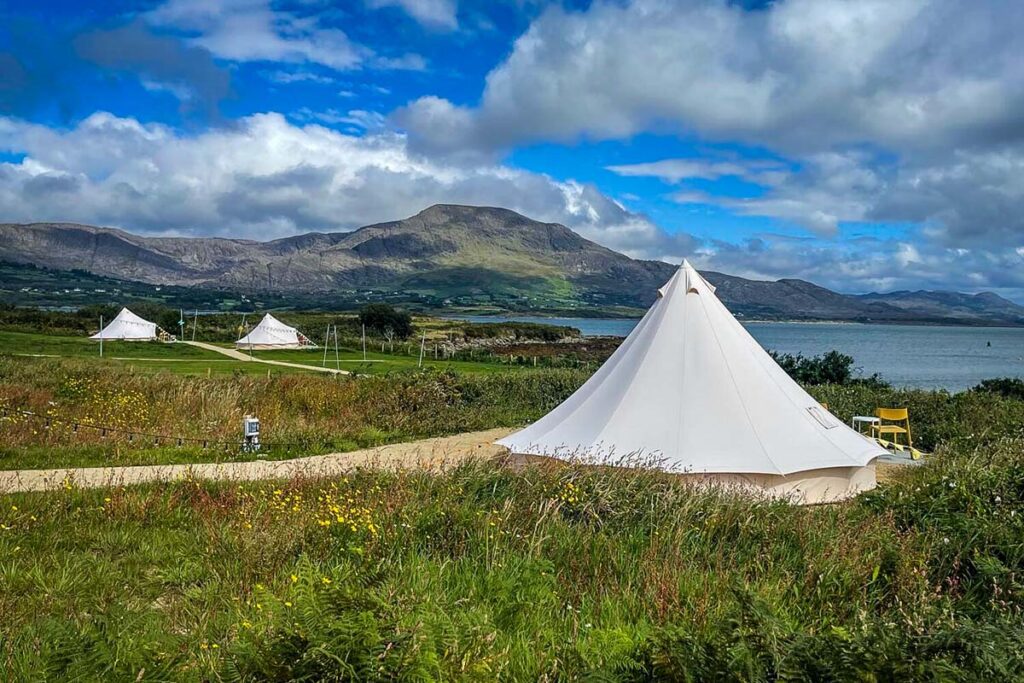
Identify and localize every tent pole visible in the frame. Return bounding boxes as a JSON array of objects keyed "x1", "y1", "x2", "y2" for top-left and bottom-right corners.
[
  {"x1": 362, "y1": 324, "x2": 366, "y2": 361},
  {"x1": 418, "y1": 332, "x2": 426, "y2": 368},
  {"x1": 322, "y1": 326, "x2": 330, "y2": 367},
  {"x1": 99, "y1": 316, "x2": 103, "y2": 358}
]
